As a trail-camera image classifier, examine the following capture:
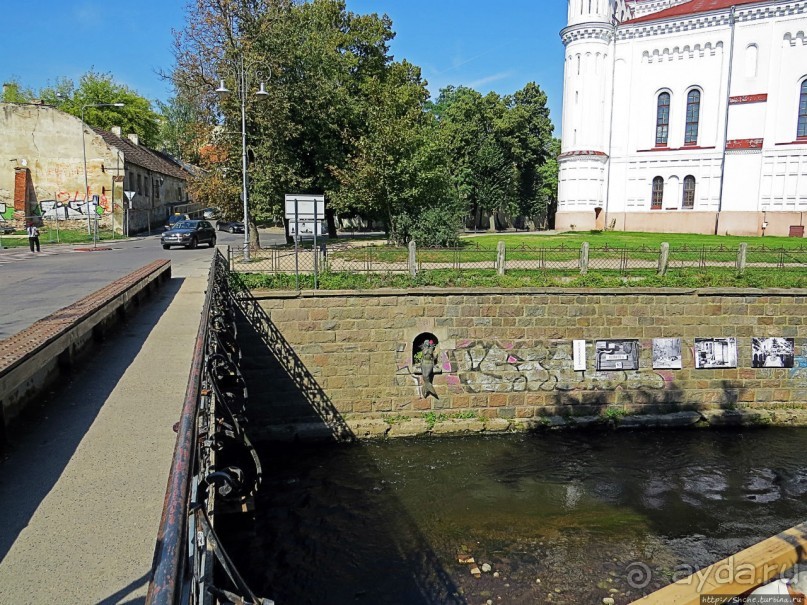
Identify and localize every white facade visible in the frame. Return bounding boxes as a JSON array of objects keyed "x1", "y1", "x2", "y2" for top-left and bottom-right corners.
[{"x1": 558, "y1": 0, "x2": 807, "y2": 236}]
